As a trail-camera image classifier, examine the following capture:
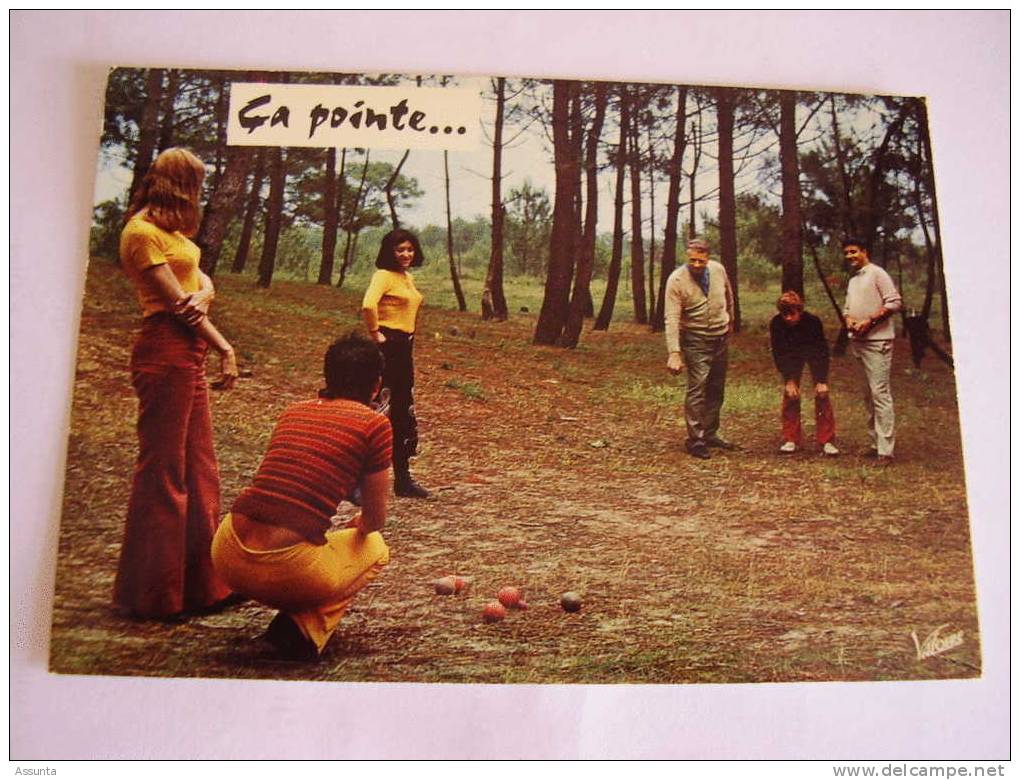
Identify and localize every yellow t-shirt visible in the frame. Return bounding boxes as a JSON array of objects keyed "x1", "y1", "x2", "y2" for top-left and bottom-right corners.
[
  {"x1": 119, "y1": 213, "x2": 202, "y2": 317},
  {"x1": 361, "y1": 269, "x2": 423, "y2": 334}
]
